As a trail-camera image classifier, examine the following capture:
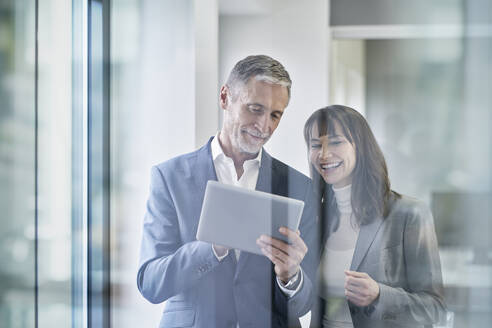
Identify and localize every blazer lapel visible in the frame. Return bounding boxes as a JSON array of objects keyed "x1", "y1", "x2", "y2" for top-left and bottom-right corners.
[
  {"x1": 350, "y1": 216, "x2": 384, "y2": 271},
  {"x1": 236, "y1": 149, "x2": 275, "y2": 276}
]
